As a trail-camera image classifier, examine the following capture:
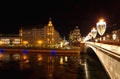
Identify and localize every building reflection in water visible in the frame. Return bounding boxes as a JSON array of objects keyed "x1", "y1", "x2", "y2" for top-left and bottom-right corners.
[
  {"x1": 60, "y1": 56, "x2": 64, "y2": 65},
  {"x1": 65, "y1": 56, "x2": 68, "y2": 62},
  {"x1": 2, "y1": 54, "x2": 10, "y2": 62},
  {"x1": 19, "y1": 54, "x2": 30, "y2": 70},
  {"x1": 0, "y1": 52, "x2": 108, "y2": 79},
  {"x1": 47, "y1": 56, "x2": 54, "y2": 79},
  {"x1": 0, "y1": 53, "x2": 3, "y2": 61},
  {"x1": 37, "y1": 54, "x2": 43, "y2": 65},
  {"x1": 84, "y1": 60, "x2": 89, "y2": 79},
  {"x1": 78, "y1": 57, "x2": 89, "y2": 79},
  {"x1": 13, "y1": 54, "x2": 21, "y2": 61}
]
